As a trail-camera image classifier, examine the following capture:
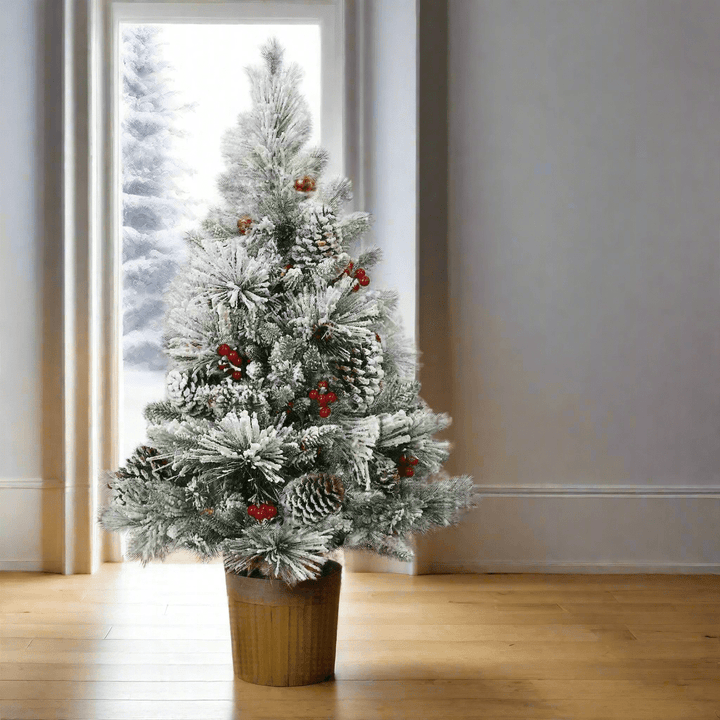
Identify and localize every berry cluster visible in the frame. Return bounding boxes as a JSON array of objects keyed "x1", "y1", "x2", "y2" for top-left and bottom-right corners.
[
  {"x1": 247, "y1": 503, "x2": 278, "y2": 521},
  {"x1": 237, "y1": 215, "x2": 252, "y2": 235},
  {"x1": 397, "y1": 453, "x2": 419, "y2": 477},
  {"x1": 217, "y1": 344, "x2": 249, "y2": 381},
  {"x1": 308, "y1": 380, "x2": 338, "y2": 418},
  {"x1": 294, "y1": 176, "x2": 316, "y2": 192},
  {"x1": 343, "y1": 262, "x2": 370, "y2": 292}
]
